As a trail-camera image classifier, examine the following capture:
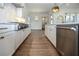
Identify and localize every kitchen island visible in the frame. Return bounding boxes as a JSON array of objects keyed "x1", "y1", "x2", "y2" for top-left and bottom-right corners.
[{"x1": 45, "y1": 22, "x2": 79, "y2": 56}]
